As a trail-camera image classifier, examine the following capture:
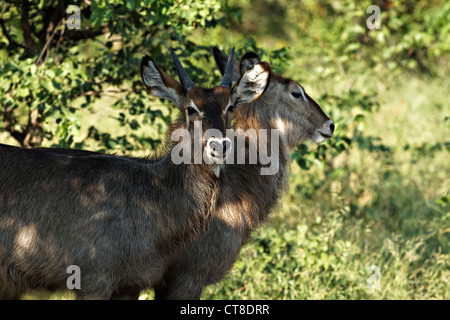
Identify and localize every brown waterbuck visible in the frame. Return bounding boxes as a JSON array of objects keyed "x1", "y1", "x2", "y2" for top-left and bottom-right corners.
[
  {"x1": 0, "y1": 48, "x2": 254, "y2": 299},
  {"x1": 151, "y1": 49, "x2": 335, "y2": 299}
]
